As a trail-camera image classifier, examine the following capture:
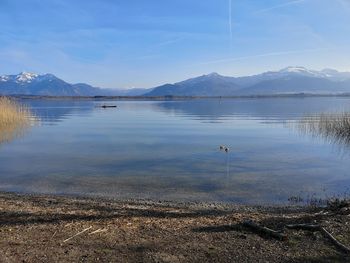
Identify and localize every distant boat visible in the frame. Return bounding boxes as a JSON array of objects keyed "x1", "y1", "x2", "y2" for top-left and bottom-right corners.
[{"x1": 97, "y1": 105, "x2": 117, "y2": 108}]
